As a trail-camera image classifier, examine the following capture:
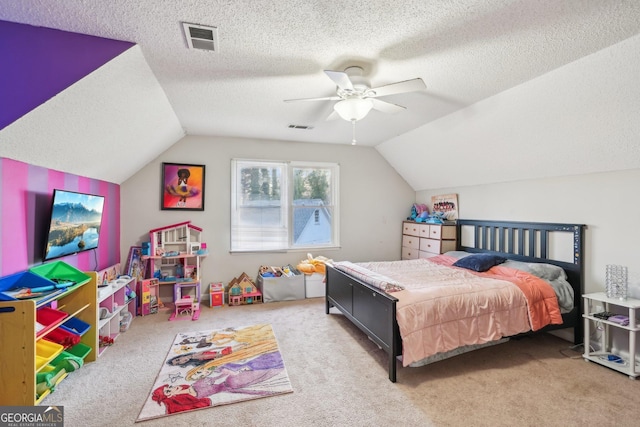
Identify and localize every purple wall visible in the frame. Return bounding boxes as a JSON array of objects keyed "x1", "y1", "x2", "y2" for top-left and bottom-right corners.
[
  {"x1": 0, "y1": 20, "x2": 134, "y2": 130},
  {"x1": 0, "y1": 157, "x2": 120, "y2": 277}
]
